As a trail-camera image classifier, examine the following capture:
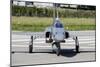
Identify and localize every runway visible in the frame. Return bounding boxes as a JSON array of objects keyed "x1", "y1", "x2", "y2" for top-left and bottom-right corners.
[{"x1": 11, "y1": 31, "x2": 96, "y2": 66}]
